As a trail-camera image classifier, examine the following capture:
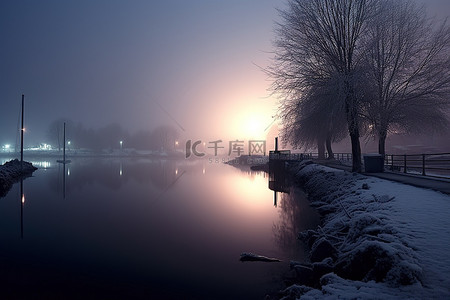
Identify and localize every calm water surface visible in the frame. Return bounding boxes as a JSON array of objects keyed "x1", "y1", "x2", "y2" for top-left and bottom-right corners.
[{"x1": 0, "y1": 157, "x2": 319, "y2": 299}]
